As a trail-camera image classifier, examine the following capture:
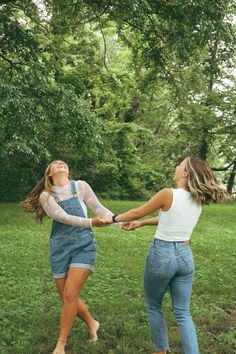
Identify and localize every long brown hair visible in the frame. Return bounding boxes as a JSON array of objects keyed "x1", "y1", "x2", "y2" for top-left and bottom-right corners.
[
  {"x1": 21, "y1": 160, "x2": 69, "y2": 223},
  {"x1": 185, "y1": 157, "x2": 229, "y2": 205}
]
